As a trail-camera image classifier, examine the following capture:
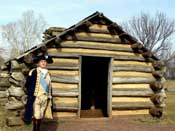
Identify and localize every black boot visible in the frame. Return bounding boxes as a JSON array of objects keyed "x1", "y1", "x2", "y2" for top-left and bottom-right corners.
[
  {"x1": 37, "y1": 119, "x2": 41, "y2": 131},
  {"x1": 33, "y1": 119, "x2": 39, "y2": 131},
  {"x1": 35, "y1": 122, "x2": 39, "y2": 131},
  {"x1": 33, "y1": 122, "x2": 37, "y2": 131}
]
